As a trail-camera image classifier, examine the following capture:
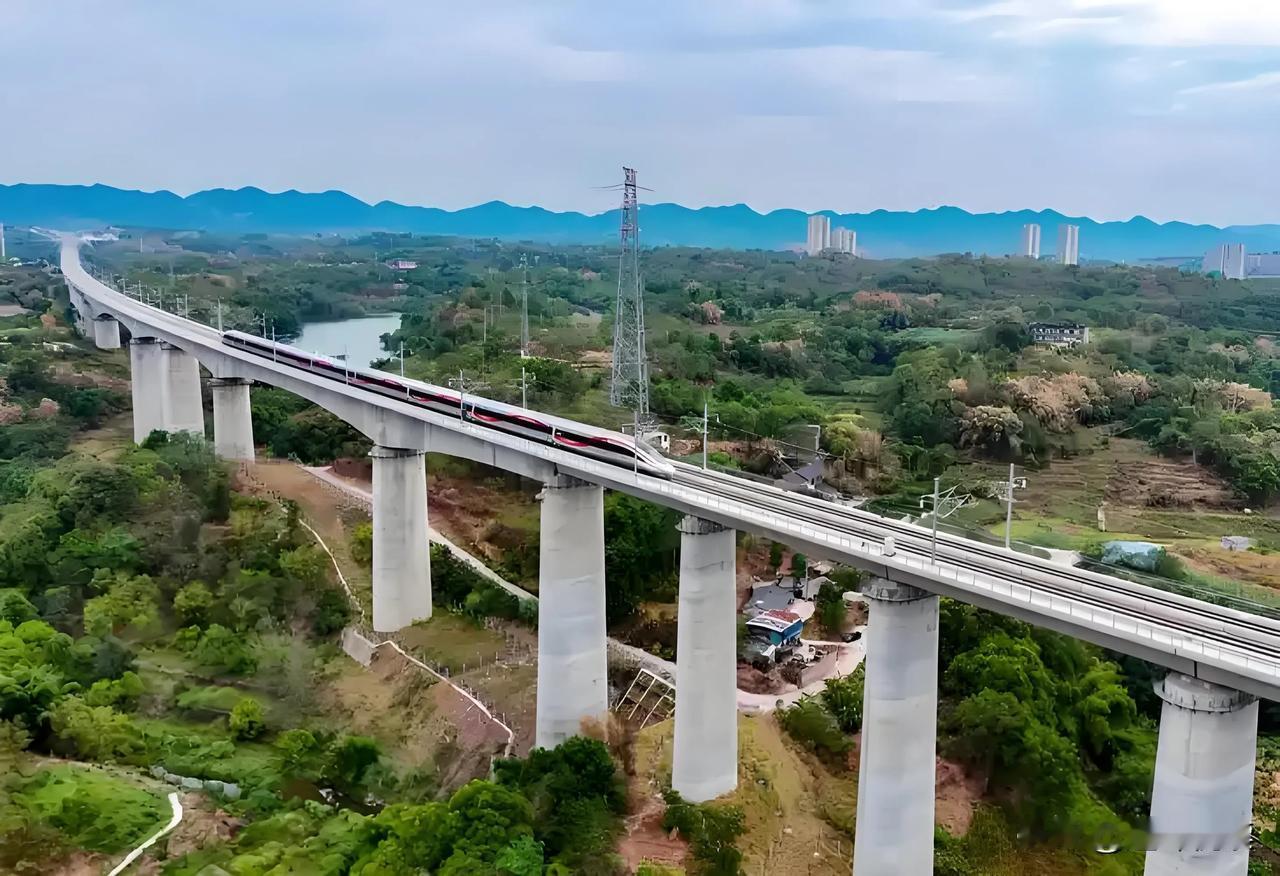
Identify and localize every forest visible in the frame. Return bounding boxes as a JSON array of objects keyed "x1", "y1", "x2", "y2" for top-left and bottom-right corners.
[
  {"x1": 0, "y1": 296, "x2": 713, "y2": 873},
  {"x1": 44, "y1": 231, "x2": 1280, "y2": 872}
]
